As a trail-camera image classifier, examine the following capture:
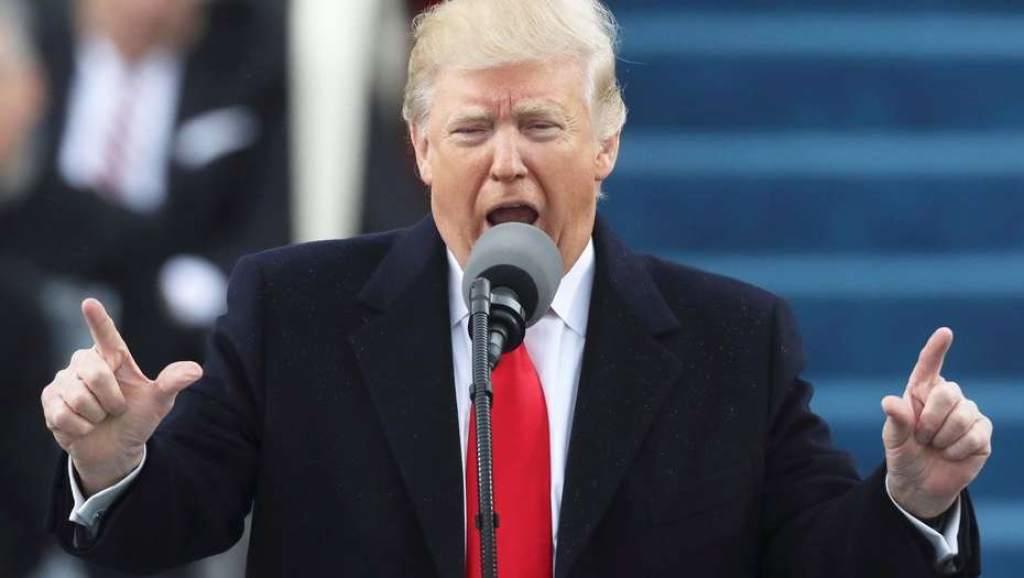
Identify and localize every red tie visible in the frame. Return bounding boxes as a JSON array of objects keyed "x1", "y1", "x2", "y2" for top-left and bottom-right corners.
[{"x1": 465, "y1": 345, "x2": 553, "y2": 578}]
